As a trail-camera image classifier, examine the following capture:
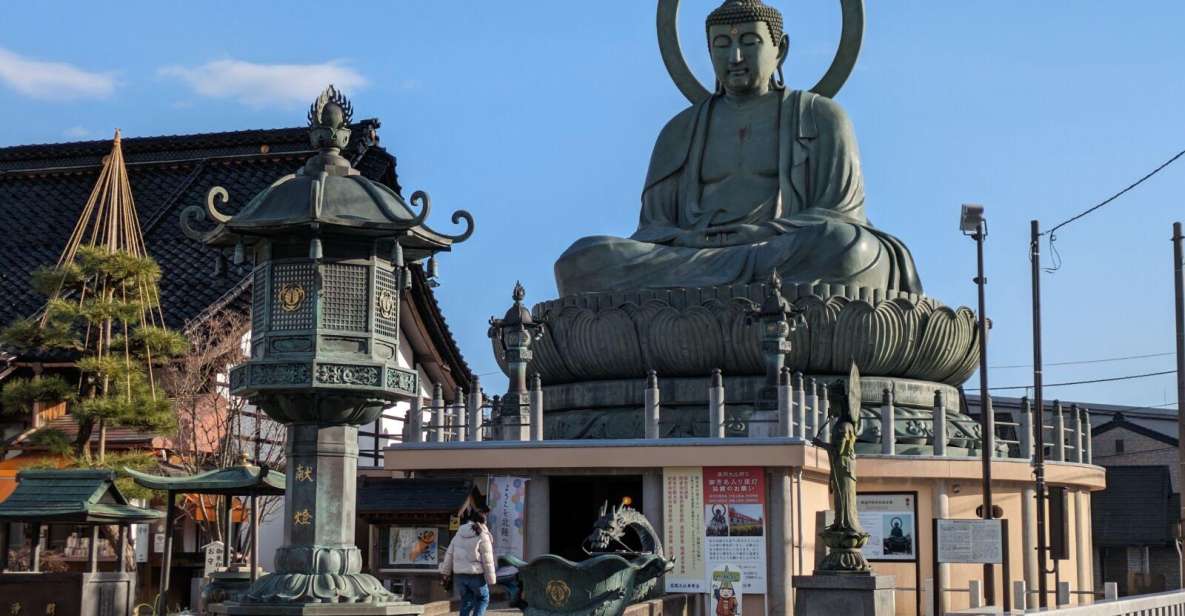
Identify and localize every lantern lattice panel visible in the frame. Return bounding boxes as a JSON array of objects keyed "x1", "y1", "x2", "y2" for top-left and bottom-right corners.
[
  {"x1": 321, "y1": 263, "x2": 369, "y2": 332},
  {"x1": 252, "y1": 265, "x2": 268, "y2": 333},
  {"x1": 270, "y1": 262, "x2": 315, "y2": 331},
  {"x1": 374, "y1": 266, "x2": 400, "y2": 339}
]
